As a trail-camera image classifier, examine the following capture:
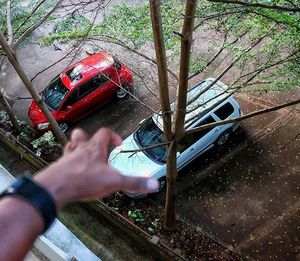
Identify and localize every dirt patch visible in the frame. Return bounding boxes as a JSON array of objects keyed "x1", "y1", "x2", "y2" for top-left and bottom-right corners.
[{"x1": 103, "y1": 193, "x2": 242, "y2": 261}]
